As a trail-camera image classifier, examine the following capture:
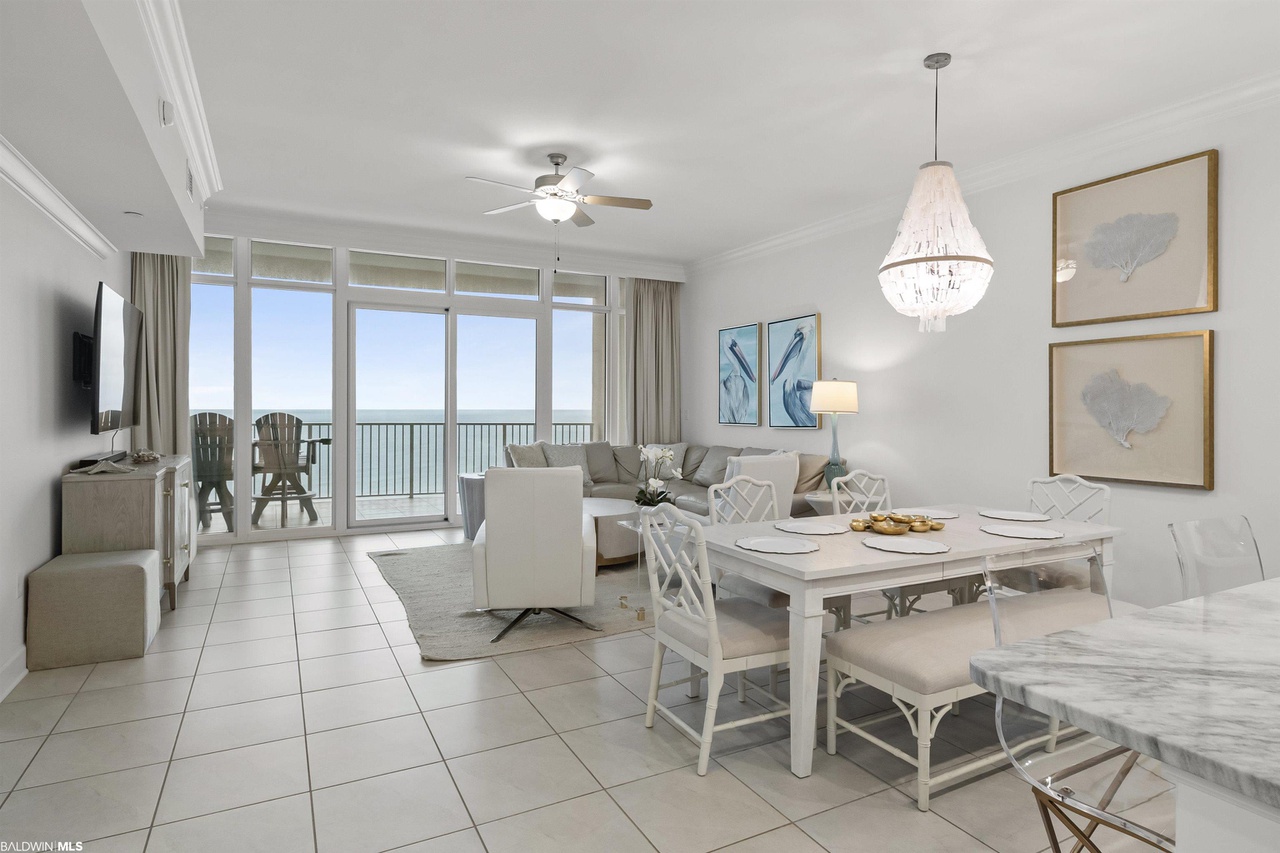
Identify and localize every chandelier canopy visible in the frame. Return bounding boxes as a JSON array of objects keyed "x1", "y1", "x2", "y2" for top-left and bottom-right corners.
[{"x1": 878, "y1": 54, "x2": 993, "y2": 332}]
